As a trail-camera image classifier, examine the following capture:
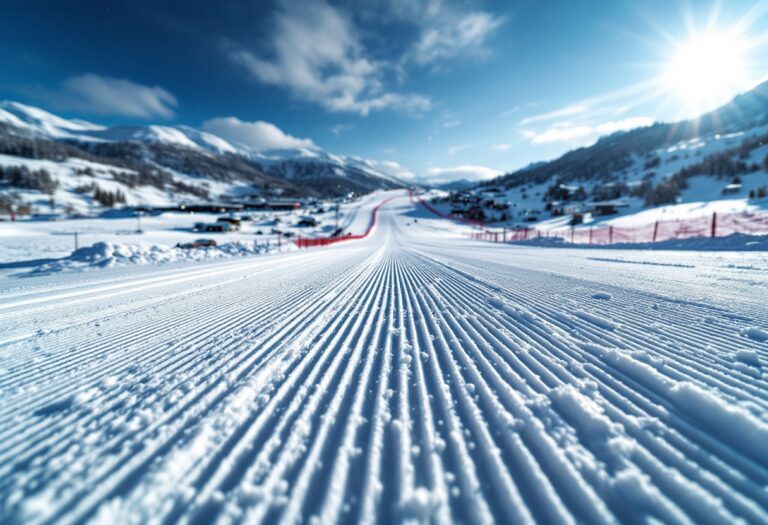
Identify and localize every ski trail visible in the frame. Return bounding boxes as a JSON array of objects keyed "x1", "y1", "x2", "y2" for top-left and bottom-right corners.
[{"x1": 2, "y1": 191, "x2": 767, "y2": 524}]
